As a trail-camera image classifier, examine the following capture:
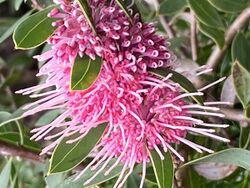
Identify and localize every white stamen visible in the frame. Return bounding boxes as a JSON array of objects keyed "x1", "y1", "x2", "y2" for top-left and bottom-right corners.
[
  {"x1": 187, "y1": 110, "x2": 225, "y2": 118},
  {"x1": 172, "y1": 92, "x2": 203, "y2": 102},
  {"x1": 198, "y1": 77, "x2": 226, "y2": 92}
]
